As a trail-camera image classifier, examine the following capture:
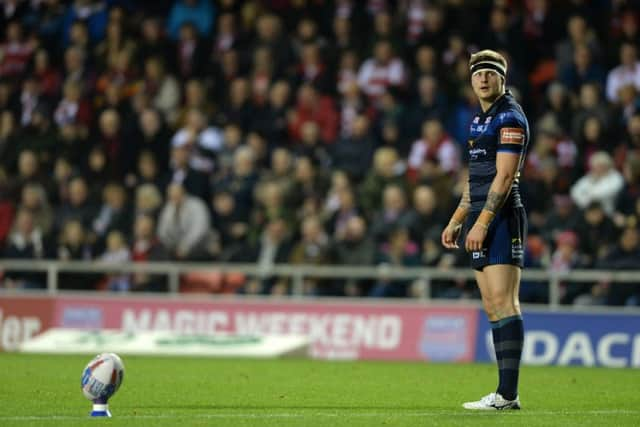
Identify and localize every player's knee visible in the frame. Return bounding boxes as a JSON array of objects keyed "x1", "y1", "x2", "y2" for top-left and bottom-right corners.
[{"x1": 484, "y1": 293, "x2": 513, "y2": 316}]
